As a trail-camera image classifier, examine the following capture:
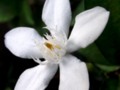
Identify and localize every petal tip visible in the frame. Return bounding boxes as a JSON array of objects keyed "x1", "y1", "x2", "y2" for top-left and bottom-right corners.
[{"x1": 4, "y1": 27, "x2": 43, "y2": 59}]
